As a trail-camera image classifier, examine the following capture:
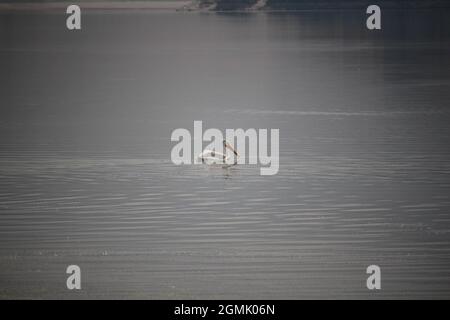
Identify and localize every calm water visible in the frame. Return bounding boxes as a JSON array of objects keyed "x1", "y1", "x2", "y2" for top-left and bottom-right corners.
[{"x1": 1, "y1": 9, "x2": 450, "y2": 299}]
